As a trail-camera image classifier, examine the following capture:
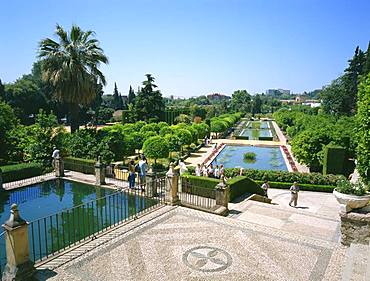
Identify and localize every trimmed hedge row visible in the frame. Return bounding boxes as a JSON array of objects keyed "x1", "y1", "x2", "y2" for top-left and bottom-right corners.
[
  {"x1": 254, "y1": 180, "x2": 335, "y2": 193},
  {"x1": 64, "y1": 157, "x2": 95, "y2": 175},
  {"x1": 223, "y1": 168, "x2": 344, "y2": 186},
  {"x1": 258, "y1": 136, "x2": 273, "y2": 141},
  {"x1": 235, "y1": 136, "x2": 249, "y2": 140},
  {"x1": 323, "y1": 145, "x2": 347, "y2": 175},
  {"x1": 181, "y1": 175, "x2": 265, "y2": 201},
  {"x1": 0, "y1": 163, "x2": 44, "y2": 183},
  {"x1": 228, "y1": 176, "x2": 264, "y2": 201}
]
